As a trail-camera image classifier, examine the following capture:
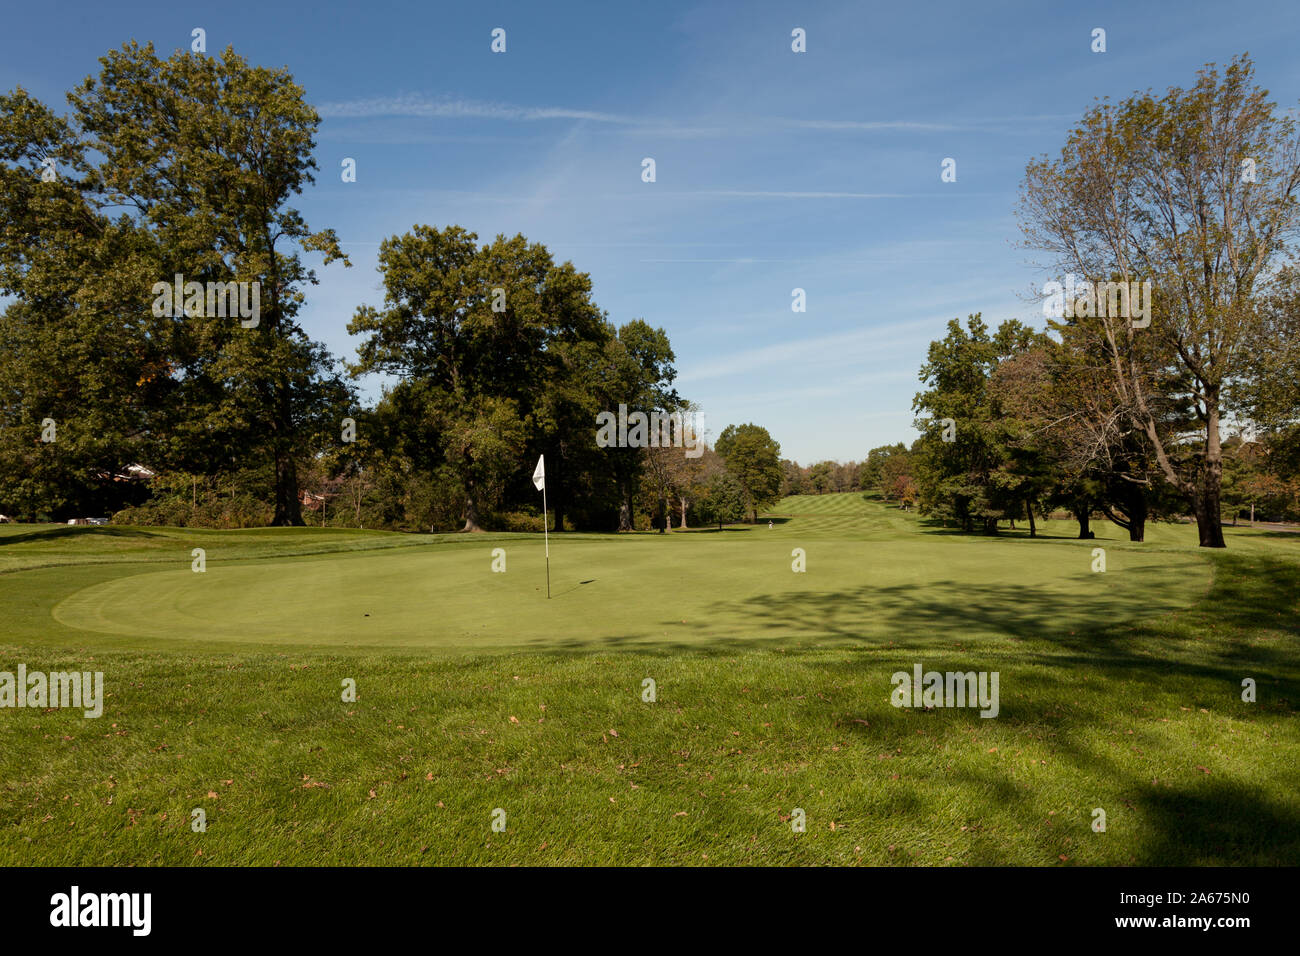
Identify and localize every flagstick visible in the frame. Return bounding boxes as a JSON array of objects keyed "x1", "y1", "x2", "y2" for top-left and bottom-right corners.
[{"x1": 533, "y1": 454, "x2": 551, "y2": 599}]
